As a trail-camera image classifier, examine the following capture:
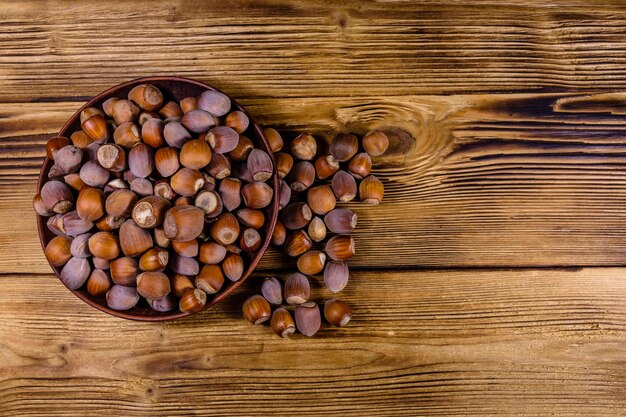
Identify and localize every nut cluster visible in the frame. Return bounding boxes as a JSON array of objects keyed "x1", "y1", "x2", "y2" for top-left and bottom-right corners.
[
  {"x1": 243, "y1": 129, "x2": 389, "y2": 336},
  {"x1": 35, "y1": 83, "x2": 276, "y2": 314}
]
